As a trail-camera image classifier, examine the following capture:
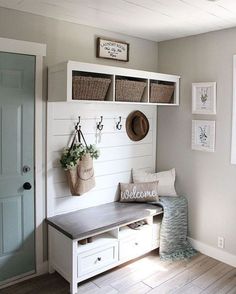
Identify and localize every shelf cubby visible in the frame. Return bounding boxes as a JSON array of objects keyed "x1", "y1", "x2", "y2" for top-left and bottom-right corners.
[
  {"x1": 72, "y1": 70, "x2": 114, "y2": 102},
  {"x1": 115, "y1": 75, "x2": 148, "y2": 103},
  {"x1": 149, "y1": 79, "x2": 176, "y2": 104}
]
